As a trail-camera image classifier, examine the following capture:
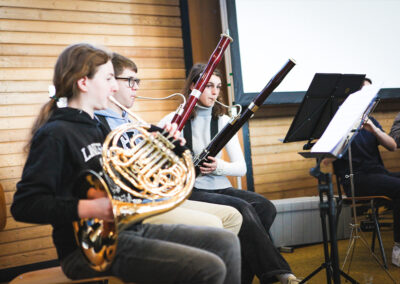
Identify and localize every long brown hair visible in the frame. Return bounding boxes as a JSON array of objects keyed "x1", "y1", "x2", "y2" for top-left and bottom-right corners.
[
  {"x1": 182, "y1": 63, "x2": 226, "y2": 119},
  {"x1": 27, "y1": 43, "x2": 111, "y2": 150}
]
